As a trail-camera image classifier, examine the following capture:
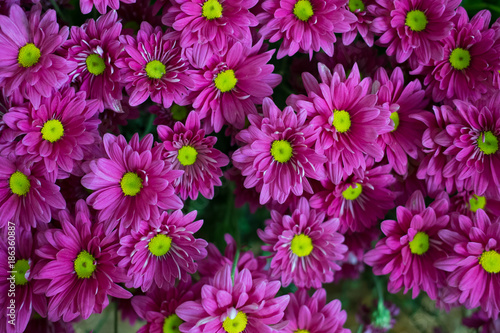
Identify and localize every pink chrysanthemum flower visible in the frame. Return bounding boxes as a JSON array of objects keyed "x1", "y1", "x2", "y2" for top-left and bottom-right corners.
[
  {"x1": 232, "y1": 98, "x2": 326, "y2": 205},
  {"x1": 117, "y1": 22, "x2": 194, "y2": 108},
  {"x1": 81, "y1": 133, "x2": 184, "y2": 233},
  {"x1": 0, "y1": 156, "x2": 65, "y2": 230},
  {"x1": 191, "y1": 41, "x2": 281, "y2": 132},
  {"x1": 364, "y1": 191, "x2": 450, "y2": 300},
  {"x1": 0, "y1": 4, "x2": 75, "y2": 109},
  {"x1": 176, "y1": 265, "x2": 290, "y2": 333},
  {"x1": 117, "y1": 210, "x2": 208, "y2": 291},
  {"x1": 343, "y1": 0, "x2": 376, "y2": 46},
  {"x1": 258, "y1": 197, "x2": 347, "y2": 288},
  {"x1": 3, "y1": 88, "x2": 101, "y2": 175},
  {"x1": 258, "y1": 0, "x2": 356, "y2": 58},
  {"x1": 158, "y1": 111, "x2": 229, "y2": 200},
  {"x1": 80, "y1": 0, "x2": 135, "y2": 14},
  {"x1": 435, "y1": 210, "x2": 500, "y2": 318},
  {"x1": 32, "y1": 200, "x2": 132, "y2": 322},
  {"x1": 451, "y1": 190, "x2": 500, "y2": 219},
  {"x1": 65, "y1": 10, "x2": 124, "y2": 112},
  {"x1": 284, "y1": 288, "x2": 349, "y2": 333}
]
